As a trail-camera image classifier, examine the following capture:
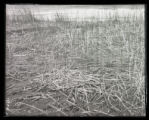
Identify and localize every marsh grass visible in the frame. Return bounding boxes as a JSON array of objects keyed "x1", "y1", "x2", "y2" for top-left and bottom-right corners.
[{"x1": 6, "y1": 8, "x2": 145, "y2": 116}]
